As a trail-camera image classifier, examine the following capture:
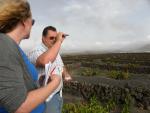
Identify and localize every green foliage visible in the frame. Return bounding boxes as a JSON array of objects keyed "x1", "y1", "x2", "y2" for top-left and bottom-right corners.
[
  {"x1": 121, "y1": 94, "x2": 131, "y2": 113},
  {"x1": 81, "y1": 68, "x2": 94, "y2": 76},
  {"x1": 81, "y1": 68, "x2": 100, "y2": 76},
  {"x1": 62, "y1": 97, "x2": 116, "y2": 113},
  {"x1": 124, "y1": 63, "x2": 139, "y2": 69},
  {"x1": 106, "y1": 99, "x2": 116, "y2": 112},
  {"x1": 63, "y1": 95, "x2": 132, "y2": 113},
  {"x1": 108, "y1": 70, "x2": 129, "y2": 79},
  {"x1": 62, "y1": 94, "x2": 131, "y2": 113}
]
